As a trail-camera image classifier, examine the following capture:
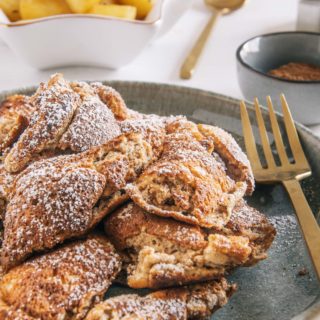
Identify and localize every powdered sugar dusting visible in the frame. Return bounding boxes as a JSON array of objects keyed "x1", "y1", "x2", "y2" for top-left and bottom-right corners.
[
  {"x1": 4, "y1": 74, "x2": 80, "y2": 172},
  {"x1": 2, "y1": 155, "x2": 106, "y2": 268},
  {"x1": 126, "y1": 119, "x2": 242, "y2": 229},
  {"x1": 87, "y1": 292, "x2": 186, "y2": 320},
  {"x1": 1, "y1": 235, "x2": 121, "y2": 319},
  {"x1": 60, "y1": 95, "x2": 121, "y2": 152}
]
